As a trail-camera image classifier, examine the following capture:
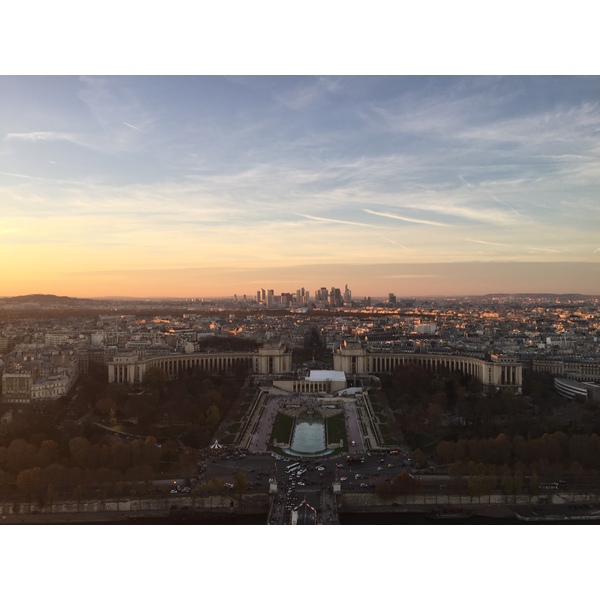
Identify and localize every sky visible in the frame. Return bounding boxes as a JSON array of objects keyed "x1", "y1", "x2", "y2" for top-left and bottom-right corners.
[{"x1": 1, "y1": 75, "x2": 600, "y2": 298}]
